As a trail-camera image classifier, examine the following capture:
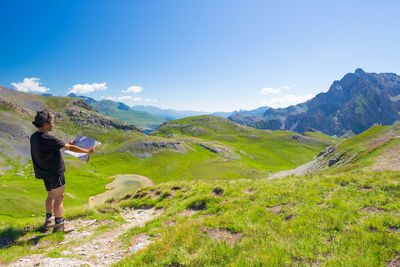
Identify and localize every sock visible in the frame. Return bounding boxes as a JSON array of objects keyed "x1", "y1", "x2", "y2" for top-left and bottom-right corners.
[
  {"x1": 46, "y1": 213, "x2": 53, "y2": 219},
  {"x1": 55, "y1": 217, "x2": 64, "y2": 224}
]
